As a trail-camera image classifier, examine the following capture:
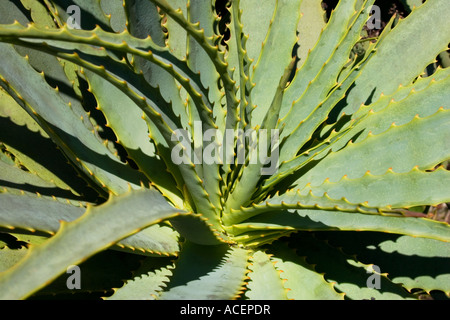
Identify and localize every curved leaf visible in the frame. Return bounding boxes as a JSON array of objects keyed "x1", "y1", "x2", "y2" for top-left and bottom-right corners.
[
  {"x1": 232, "y1": 209, "x2": 450, "y2": 242},
  {"x1": 301, "y1": 167, "x2": 450, "y2": 209},
  {"x1": 269, "y1": 240, "x2": 344, "y2": 300},
  {"x1": 0, "y1": 43, "x2": 147, "y2": 195},
  {"x1": 106, "y1": 257, "x2": 174, "y2": 300},
  {"x1": 0, "y1": 187, "x2": 186, "y2": 299},
  {"x1": 341, "y1": 0, "x2": 450, "y2": 115},
  {"x1": 245, "y1": 250, "x2": 288, "y2": 300},
  {"x1": 0, "y1": 192, "x2": 181, "y2": 256},
  {"x1": 315, "y1": 231, "x2": 450, "y2": 296},
  {"x1": 288, "y1": 233, "x2": 416, "y2": 299},
  {"x1": 158, "y1": 241, "x2": 249, "y2": 300},
  {"x1": 294, "y1": 107, "x2": 450, "y2": 190}
]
